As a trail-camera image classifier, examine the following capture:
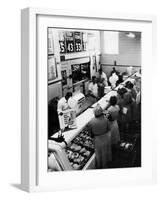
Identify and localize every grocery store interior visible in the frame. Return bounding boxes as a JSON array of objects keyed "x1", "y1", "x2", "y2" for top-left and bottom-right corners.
[{"x1": 48, "y1": 28, "x2": 141, "y2": 171}]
